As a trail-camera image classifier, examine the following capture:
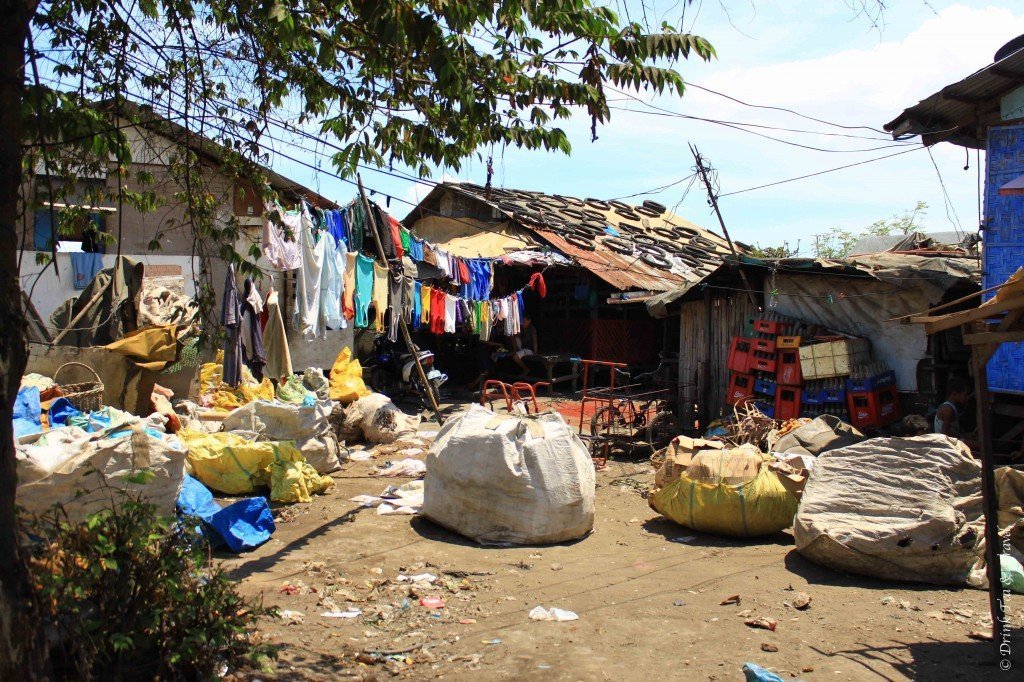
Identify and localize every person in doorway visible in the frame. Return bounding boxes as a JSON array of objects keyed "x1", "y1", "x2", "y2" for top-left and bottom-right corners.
[
  {"x1": 934, "y1": 376, "x2": 971, "y2": 438},
  {"x1": 511, "y1": 316, "x2": 538, "y2": 374}
]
